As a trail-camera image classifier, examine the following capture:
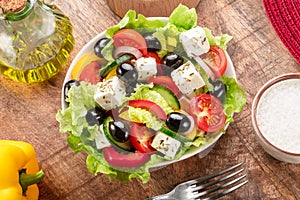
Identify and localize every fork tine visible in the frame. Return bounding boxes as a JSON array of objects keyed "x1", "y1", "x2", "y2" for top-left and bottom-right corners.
[
  {"x1": 190, "y1": 167, "x2": 245, "y2": 192},
  {"x1": 201, "y1": 180, "x2": 249, "y2": 200},
  {"x1": 194, "y1": 173, "x2": 247, "y2": 198},
  {"x1": 187, "y1": 162, "x2": 244, "y2": 186}
]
